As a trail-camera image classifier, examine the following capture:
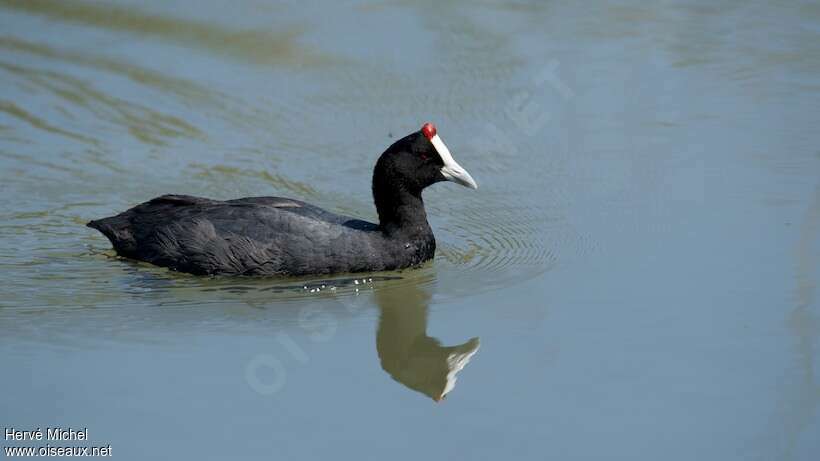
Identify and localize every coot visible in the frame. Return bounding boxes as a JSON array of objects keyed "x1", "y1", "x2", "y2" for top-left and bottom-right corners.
[{"x1": 88, "y1": 123, "x2": 477, "y2": 276}]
